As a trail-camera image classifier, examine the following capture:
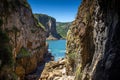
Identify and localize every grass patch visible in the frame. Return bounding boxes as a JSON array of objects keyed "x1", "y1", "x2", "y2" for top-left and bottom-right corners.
[
  {"x1": 17, "y1": 47, "x2": 31, "y2": 58},
  {"x1": 38, "y1": 22, "x2": 45, "y2": 30},
  {"x1": 67, "y1": 53, "x2": 76, "y2": 67},
  {"x1": 68, "y1": 53, "x2": 76, "y2": 61}
]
